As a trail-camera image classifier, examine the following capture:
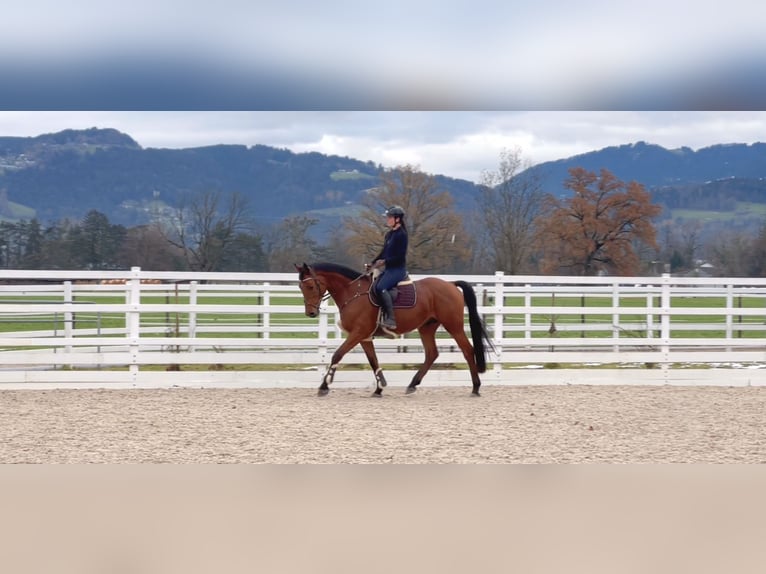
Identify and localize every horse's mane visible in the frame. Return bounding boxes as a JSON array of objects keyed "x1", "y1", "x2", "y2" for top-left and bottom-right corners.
[{"x1": 306, "y1": 262, "x2": 362, "y2": 281}]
